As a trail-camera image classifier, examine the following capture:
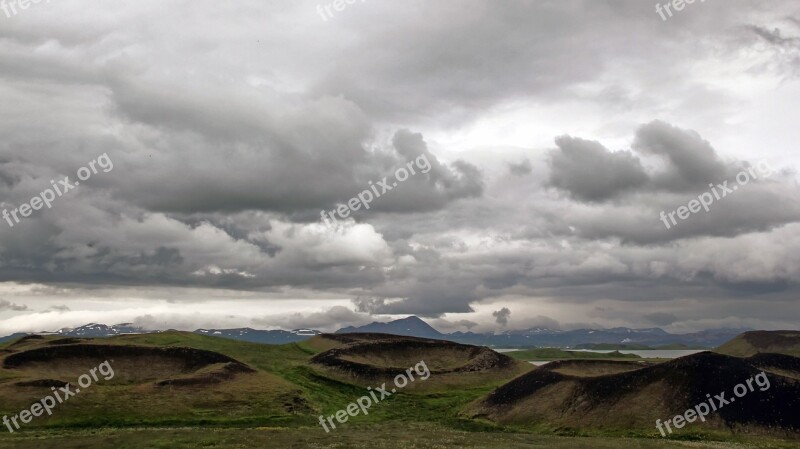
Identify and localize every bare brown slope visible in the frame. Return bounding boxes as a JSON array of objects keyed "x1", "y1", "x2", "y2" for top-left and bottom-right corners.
[{"x1": 469, "y1": 351, "x2": 800, "y2": 435}]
